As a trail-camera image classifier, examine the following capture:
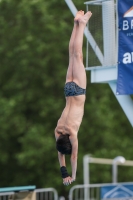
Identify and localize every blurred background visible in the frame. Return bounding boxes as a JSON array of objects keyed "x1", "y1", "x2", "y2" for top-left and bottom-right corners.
[{"x1": 0, "y1": 0, "x2": 133, "y2": 199}]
